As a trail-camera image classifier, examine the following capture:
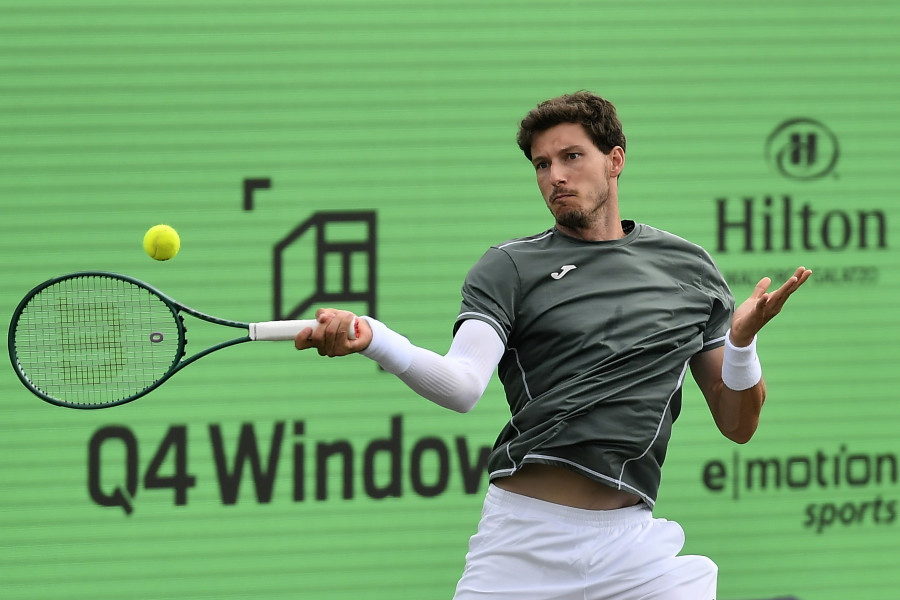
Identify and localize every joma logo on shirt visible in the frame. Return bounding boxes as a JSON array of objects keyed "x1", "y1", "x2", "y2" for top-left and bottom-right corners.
[{"x1": 551, "y1": 265, "x2": 577, "y2": 279}]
